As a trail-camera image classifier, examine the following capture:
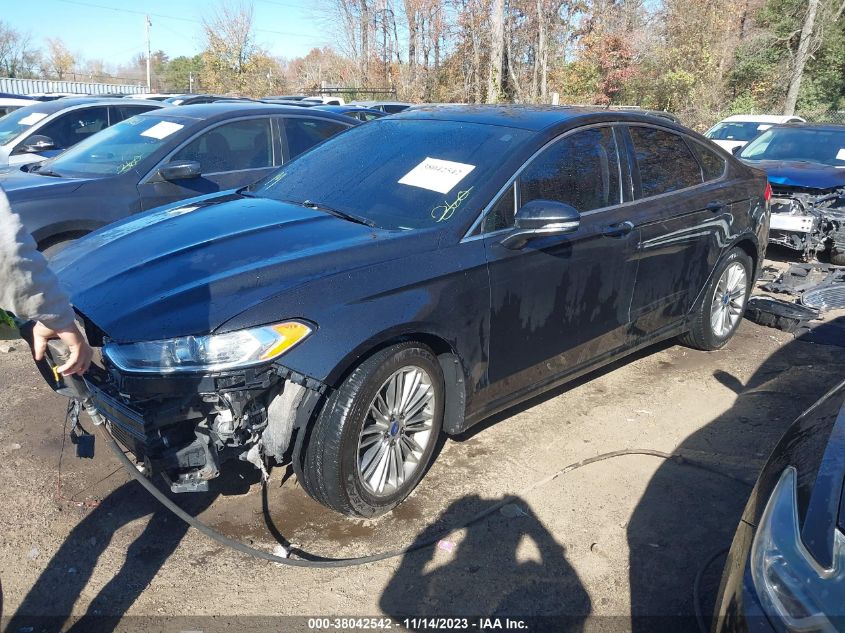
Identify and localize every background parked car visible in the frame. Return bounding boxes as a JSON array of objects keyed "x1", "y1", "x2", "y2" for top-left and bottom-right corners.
[
  {"x1": 705, "y1": 114, "x2": 806, "y2": 153},
  {"x1": 313, "y1": 104, "x2": 386, "y2": 122},
  {"x1": 161, "y1": 94, "x2": 252, "y2": 106},
  {"x1": 0, "y1": 102, "x2": 356, "y2": 255},
  {"x1": 0, "y1": 96, "x2": 40, "y2": 117},
  {"x1": 737, "y1": 123, "x2": 845, "y2": 263},
  {"x1": 352, "y1": 100, "x2": 413, "y2": 113},
  {"x1": 50, "y1": 106, "x2": 769, "y2": 517},
  {"x1": 0, "y1": 98, "x2": 162, "y2": 168},
  {"x1": 712, "y1": 375, "x2": 845, "y2": 632}
]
